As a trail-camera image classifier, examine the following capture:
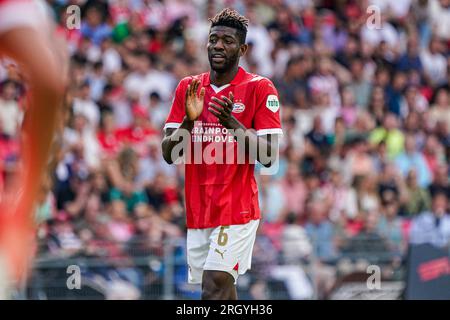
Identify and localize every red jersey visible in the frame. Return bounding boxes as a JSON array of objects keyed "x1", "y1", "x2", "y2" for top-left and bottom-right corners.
[
  {"x1": 116, "y1": 126, "x2": 158, "y2": 157},
  {"x1": 97, "y1": 130, "x2": 122, "y2": 157},
  {"x1": 164, "y1": 67, "x2": 282, "y2": 229}
]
